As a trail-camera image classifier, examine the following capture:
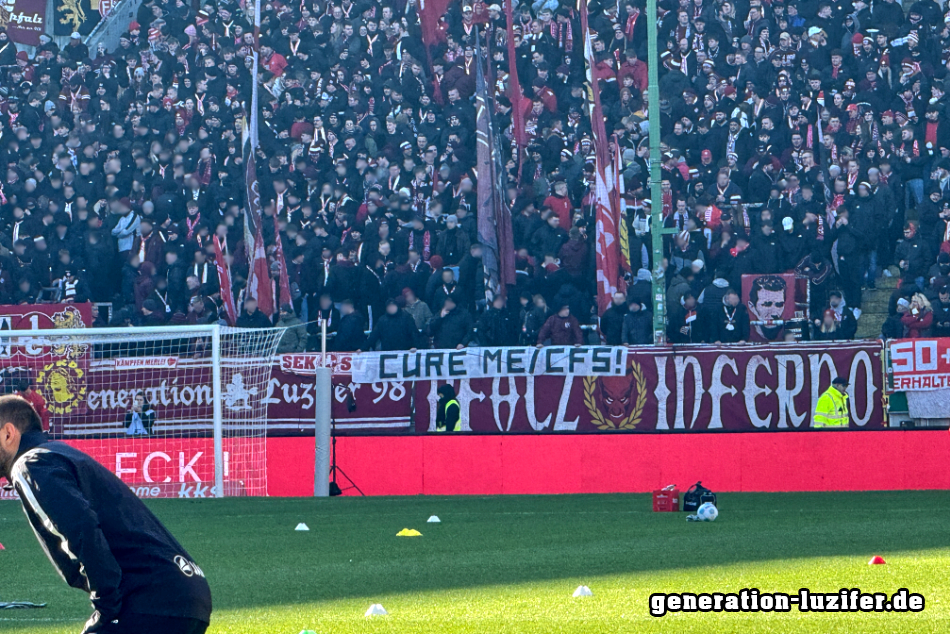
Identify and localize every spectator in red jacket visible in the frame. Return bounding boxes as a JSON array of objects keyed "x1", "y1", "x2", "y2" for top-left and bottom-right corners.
[
  {"x1": 543, "y1": 180, "x2": 574, "y2": 229},
  {"x1": 18, "y1": 378, "x2": 49, "y2": 431},
  {"x1": 537, "y1": 303, "x2": 584, "y2": 346}
]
